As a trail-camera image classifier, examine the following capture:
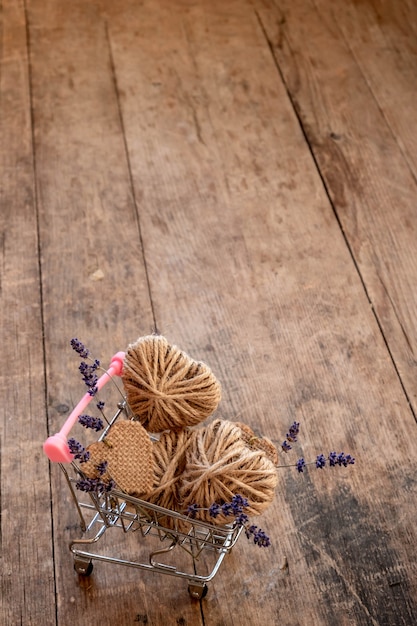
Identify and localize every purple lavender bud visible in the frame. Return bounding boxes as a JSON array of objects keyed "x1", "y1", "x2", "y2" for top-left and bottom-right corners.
[
  {"x1": 208, "y1": 503, "x2": 221, "y2": 518},
  {"x1": 187, "y1": 504, "x2": 199, "y2": 518},
  {"x1": 281, "y1": 440, "x2": 292, "y2": 452},
  {"x1": 328, "y1": 451, "x2": 355, "y2": 467},
  {"x1": 78, "y1": 414, "x2": 104, "y2": 432},
  {"x1": 245, "y1": 524, "x2": 258, "y2": 538},
  {"x1": 316, "y1": 453, "x2": 326, "y2": 469},
  {"x1": 286, "y1": 421, "x2": 300, "y2": 442},
  {"x1": 253, "y1": 528, "x2": 271, "y2": 548},
  {"x1": 221, "y1": 502, "x2": 234, "y2": 517},
  {"x1": 231, "y1": 494, "x2": 249, "y2": 514},
  {"x1": 67, "y1": 438, "x2": 90, "y2": 463},
  {"x1": 76, "y1": 477, "x2": 111, "y2": 494},
  {"x1": 70, "y1": 338, "x2": 89, "y2": 358},
  {"x1": 234, "y1": 512, "x2": 249, "y2": 527},
  {"x1": 75, "y1": 478, "x2": 99, "y2": 492},
  {"x1": 336, "y1": 452, "x2": 355, "y2": 467},
  {"x1": 328, "y1": 451, "x2": 337, "y2": 467},
  {"x1": 96, "y1": 461, "x2": 108, "y2": 476},
  {"x1": 106, "y1": 479, "x2": 116, "y2": 492},
  {"x1": 296, "y1": 457, "x2": 306, "y2": 473}
]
